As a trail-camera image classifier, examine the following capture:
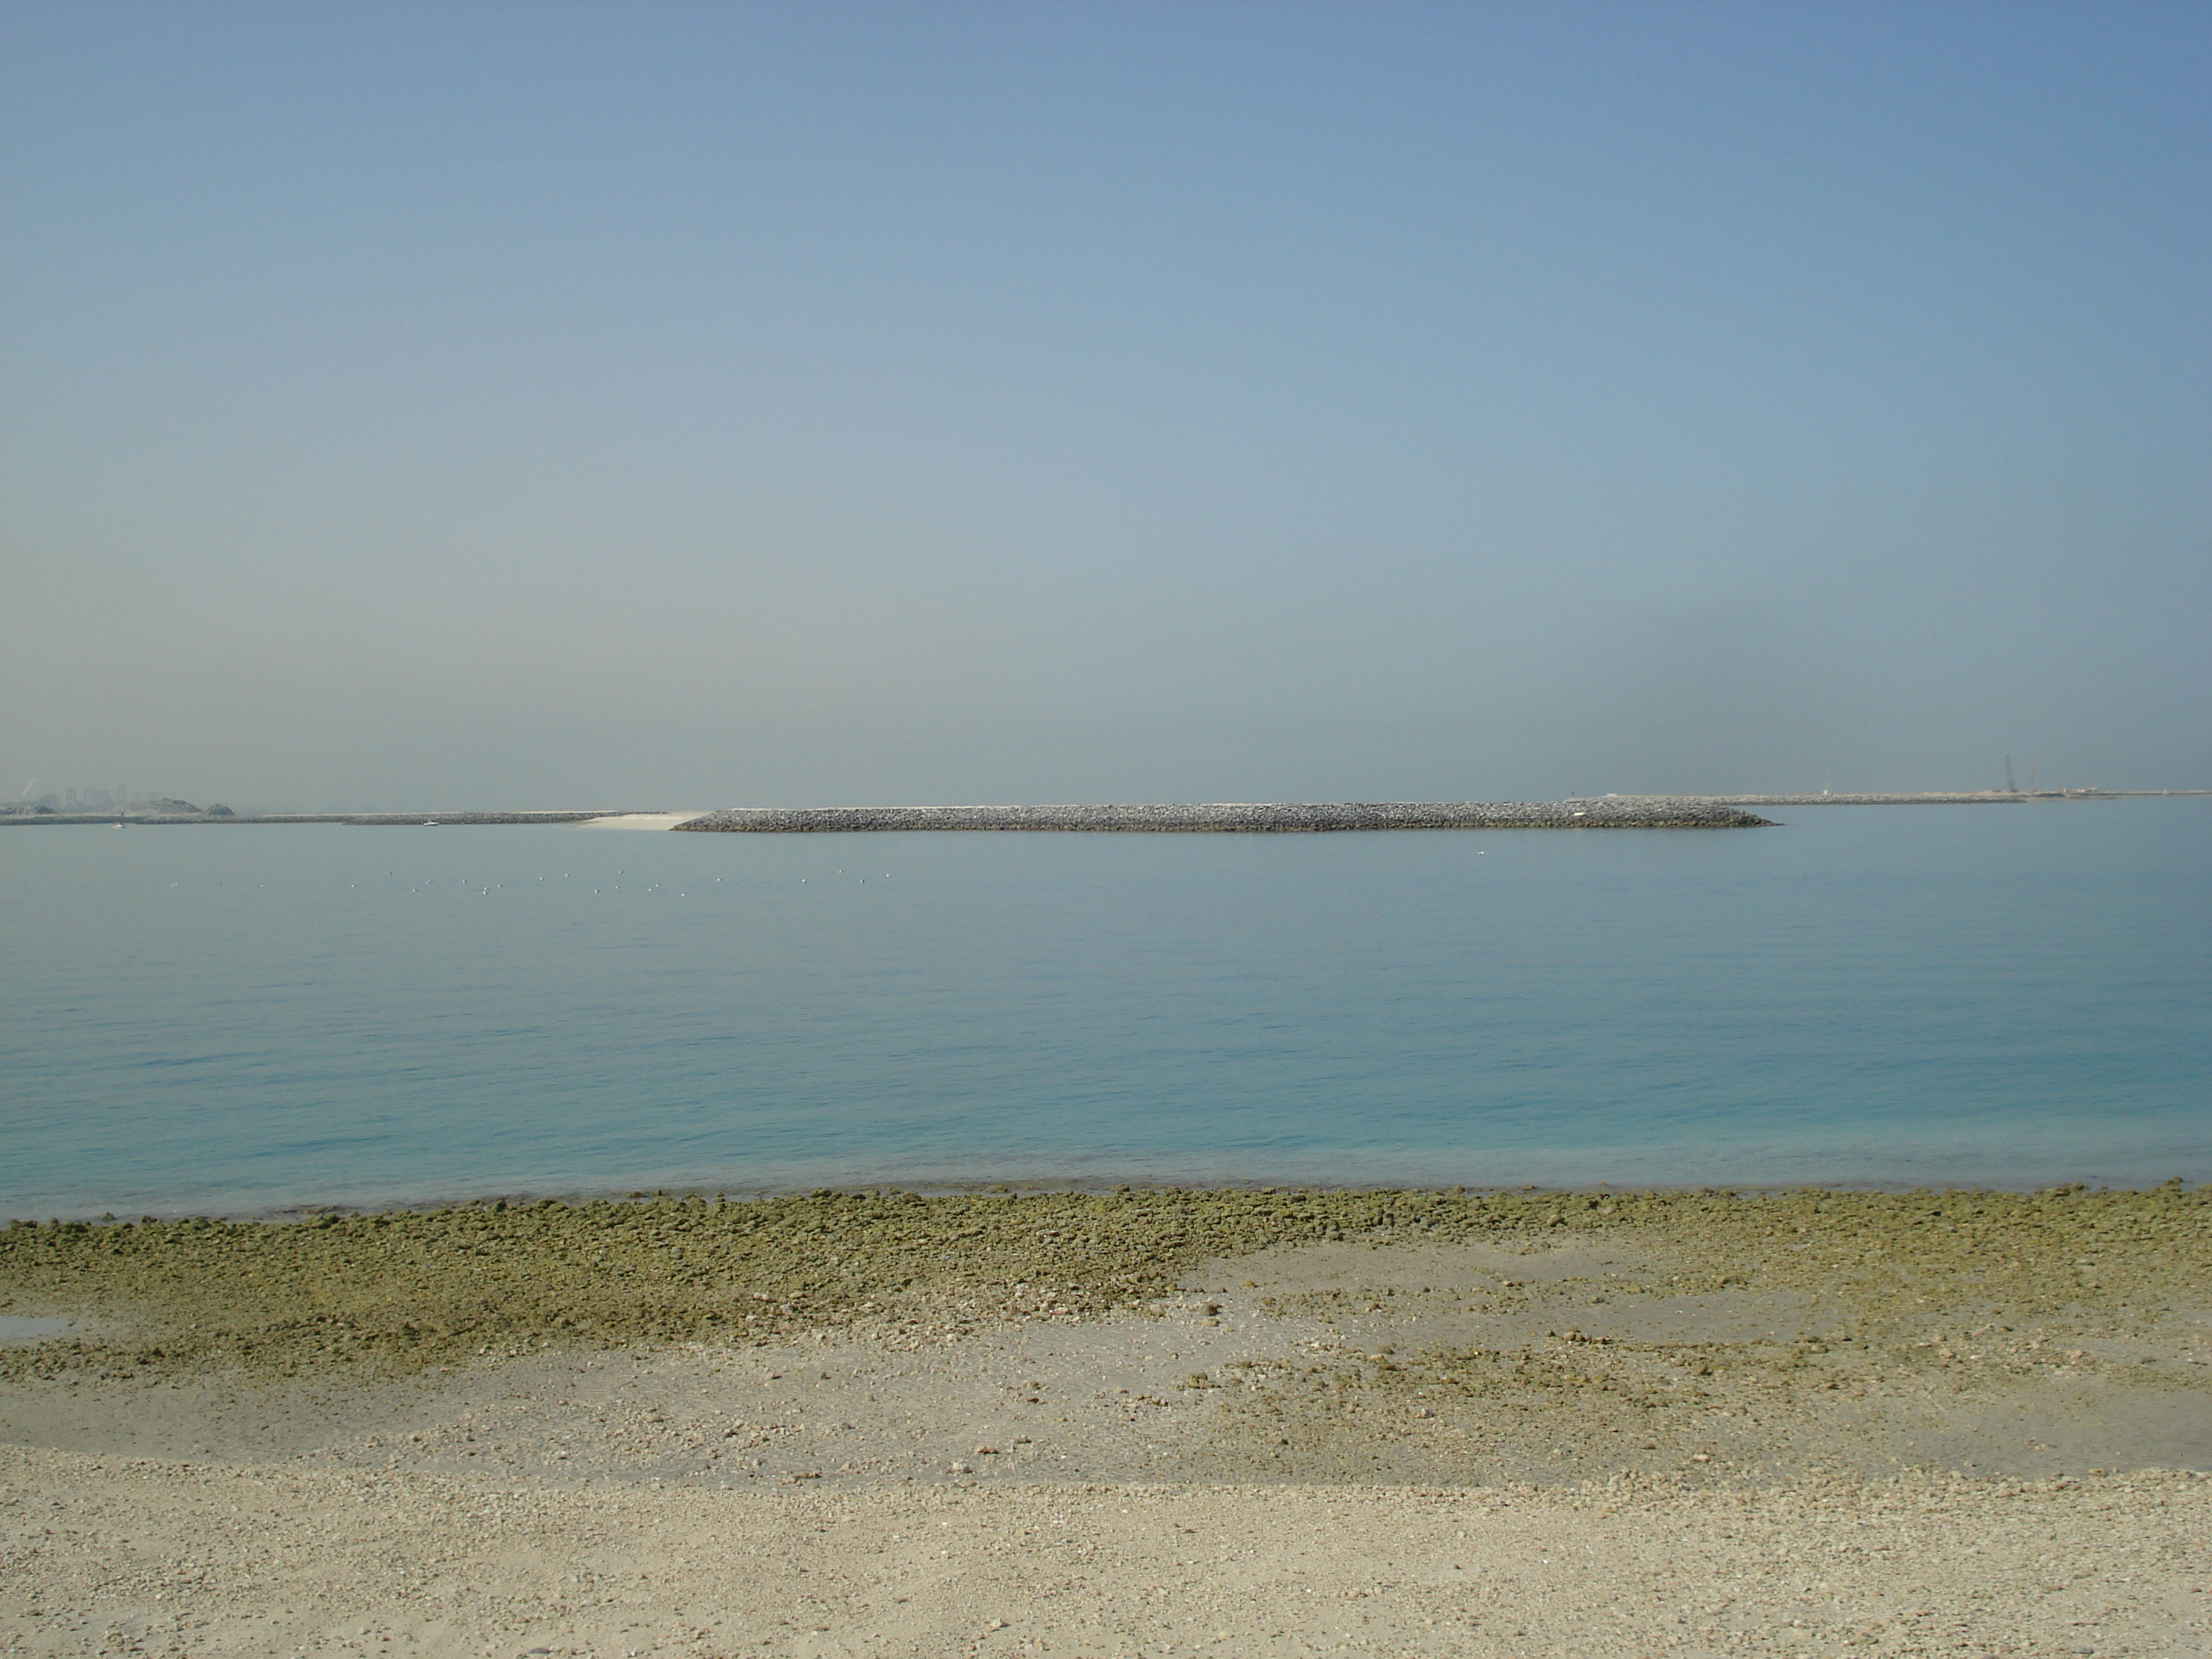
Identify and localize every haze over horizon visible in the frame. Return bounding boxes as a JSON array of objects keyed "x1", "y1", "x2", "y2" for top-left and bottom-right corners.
[{"x1": 4, "y1": 2, "x2": 2206, "y2": 811}]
